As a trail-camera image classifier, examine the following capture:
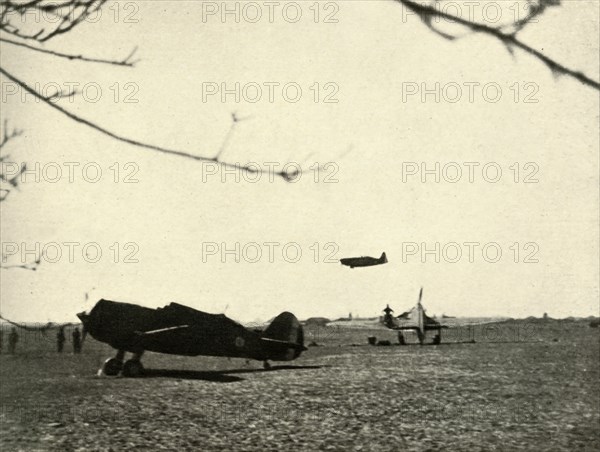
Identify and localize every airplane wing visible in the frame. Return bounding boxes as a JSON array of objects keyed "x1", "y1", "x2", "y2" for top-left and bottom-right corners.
[
  {"x1": 388, "y1": 325, "x2": 448, "y2": 330},
  {"x1": 260, "y1": 337, "x2": 307, "y2": 351},
  {"x1": 135, "y1": 325, "x2": 190, "y2": 337},
  {"x1": 132, "y1": 325, "x2": 193, "y2": 351}
]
